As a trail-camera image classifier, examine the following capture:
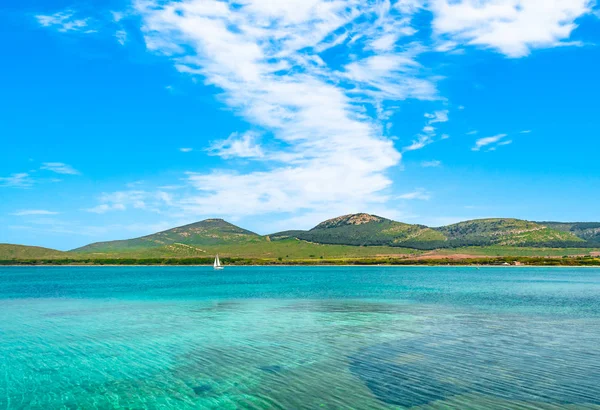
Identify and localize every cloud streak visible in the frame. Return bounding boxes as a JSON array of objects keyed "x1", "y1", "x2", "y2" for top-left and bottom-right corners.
[
  {"x1": 41, "y1": 162, "x2": 80, "y2": 175},
  {"x1": 11, "y1": 210, "x2": 60, "y2": 216},
  {"x1": 133, "y1": 0, "x2": 442, "y2": 220},
  {"x1": 0, "y1": 173, "x2": 34, "y2": 188},
  {"x1": 36, "y1": 10, "x2": 95, "y2": 33},
  {"x1": 472, "y1": 133, "x2": 511, "y2": 151}
]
